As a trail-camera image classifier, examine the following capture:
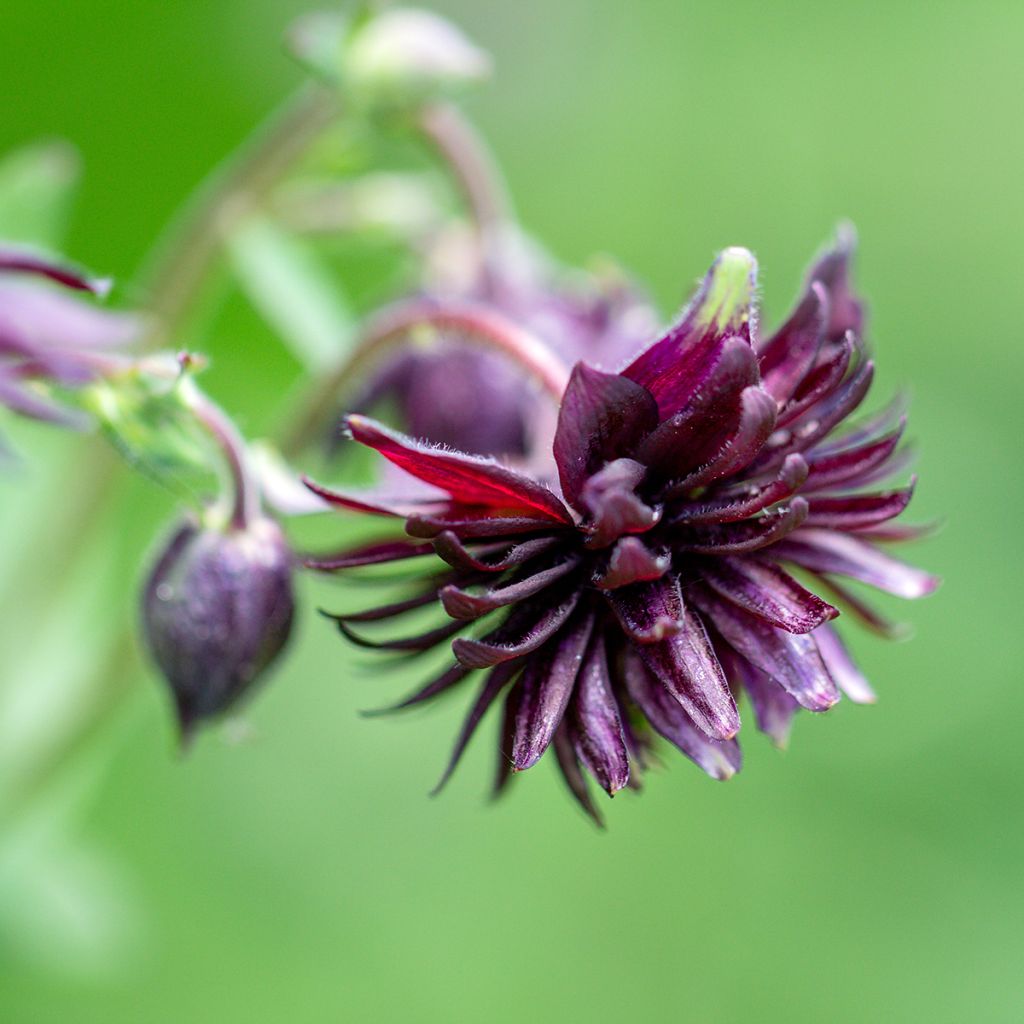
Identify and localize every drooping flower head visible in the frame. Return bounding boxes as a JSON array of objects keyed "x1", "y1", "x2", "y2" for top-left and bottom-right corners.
[
  {"x1": 0, "y1": 246, "x2": 138, "y2": 433},
  {"x1": 307, "y1": 230, "x2": 936, "y2": 823}
]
